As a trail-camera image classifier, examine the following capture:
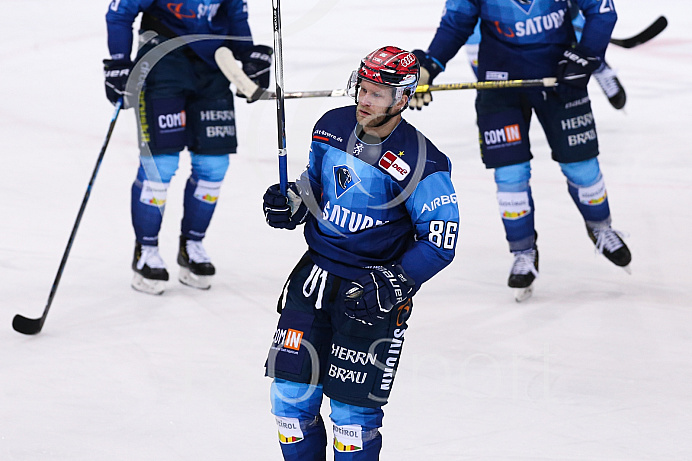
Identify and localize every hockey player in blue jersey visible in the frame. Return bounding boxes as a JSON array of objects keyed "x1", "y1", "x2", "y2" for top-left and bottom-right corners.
[
  {"x1": 459, "y1": 8, "x2": 626, "y2": 110},
  {"x1": 411, "y1": 0, "x2": 631, "y2": 301},
  {"x1": 104, "y1": 0, "x2": 272, "y2": 294},
  {"x1": 262, "y1": 46, "x2": 459, "y2": 460}
]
